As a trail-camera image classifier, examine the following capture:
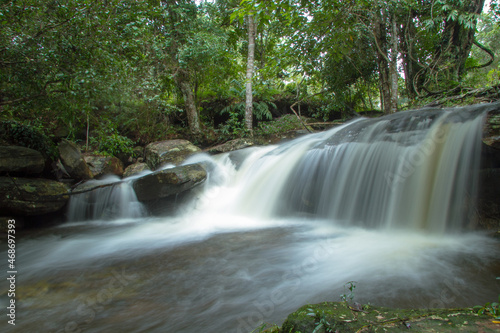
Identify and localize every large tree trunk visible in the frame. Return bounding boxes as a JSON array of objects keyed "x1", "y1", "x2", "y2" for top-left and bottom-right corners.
[
  {"x1": 175, "y1": 69, "x2": 200, "y2": 133},
  {"x1": 245, "y1": 15, "x2": 256, "y2": 133},
  {"x1": 432, "y1": 0, "x2": 485, "y2": 84}
]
